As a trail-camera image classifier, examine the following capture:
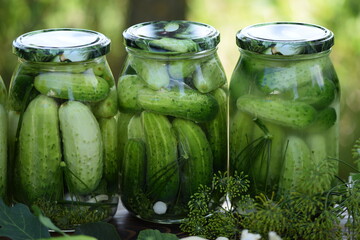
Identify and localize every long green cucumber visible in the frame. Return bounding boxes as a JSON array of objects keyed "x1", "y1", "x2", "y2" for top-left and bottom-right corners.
[
  {"x1": 278, "y1": 135, "x2": 311, "y2": 195},
  {"x1": 34, "y1": 72, "x2": 110, "y2": 102},
  {"x1": 91, "y1": 86, "x2": 118, "y2": 118},
  {"x1": 229, "y1": 111, "x2": 255, "y2": 173},
  {"x1": 117, "y1": 75, "x2": 146, "y2": 113},
  {"x1": 204, "y1": 88, "x2": 227, "y2": 172},
  {"x1": 120, "y1": 139, "x2": 146, "y2": 201},
  {"x1": 59, "y1": 101, "x2": 103, "y2": 195},
  {"x1": 138, "y1": 87, "x2": 219, "y2": 122},
  {"x1": 0, "y1": 105, "x2": 7, "y2": 197},
  {"x1": 237, "y1": 95, "x2": 317, "y2": 129},
  {"x1": 193, "y1": 56, "x2": 227, "y2": 93},
  {"x1": 117, "y1": 112, "x2": 134, "y2": 174},
  {"x1": 173, "y1": 118, "x2": 213, "y2": 200},
  {"x1": 99, "y1": 116, "x2": 119, "y2": 185},
  {"x1": 0, "y1": 78, "x2": 6, "y2": 105},
  {"x1": 14, "y1": 95, "x2": 62, "y2": 204},
  {"x1": 250, "y1": 121, "x2": 286, "y2": 192},
  {"x1": 141, "y1": 111, "x2": 180, "y2": 202}
]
